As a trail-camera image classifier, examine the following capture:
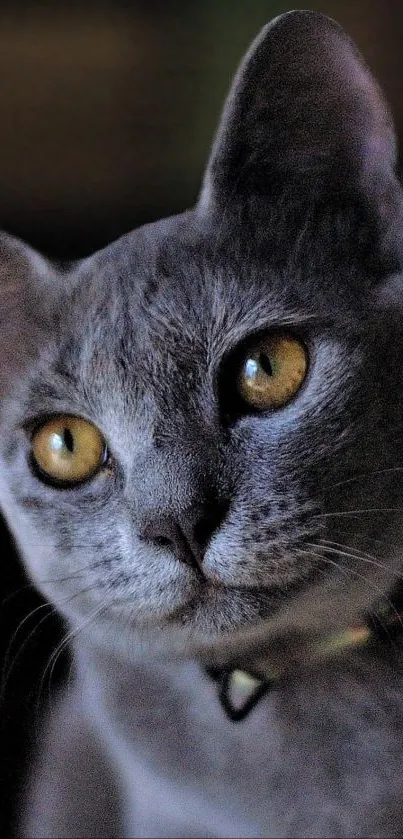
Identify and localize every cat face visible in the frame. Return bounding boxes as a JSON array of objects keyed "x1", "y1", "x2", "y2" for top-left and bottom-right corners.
[{"x1": 1, "y1": 11, "x2": 403, "y2": 659}]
